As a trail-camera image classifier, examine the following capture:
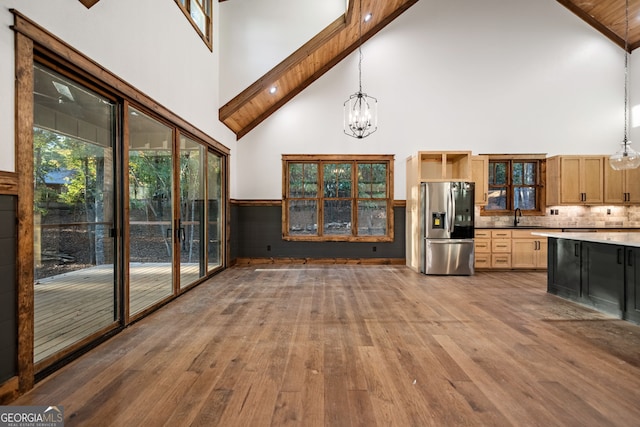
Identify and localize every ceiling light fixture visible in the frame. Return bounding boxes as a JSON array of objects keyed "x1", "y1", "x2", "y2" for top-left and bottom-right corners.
[
  {"x1": 609, "y1": 0, "x2": 640, "y2": 170},
  {"x1": 343, "y1": 0, "x2": 377, "y2": 139},
  {"x1": 269, "y1": 86, "x2": 277, "y2": 94}
]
